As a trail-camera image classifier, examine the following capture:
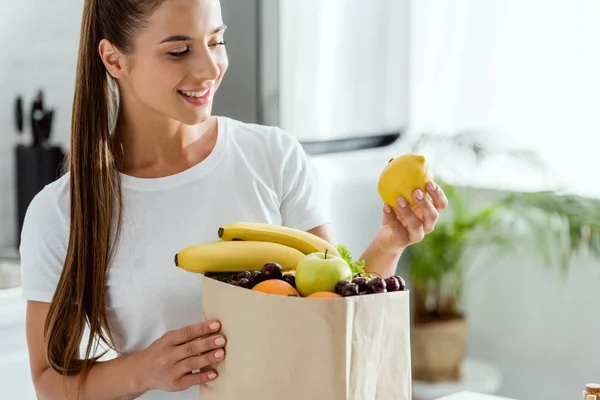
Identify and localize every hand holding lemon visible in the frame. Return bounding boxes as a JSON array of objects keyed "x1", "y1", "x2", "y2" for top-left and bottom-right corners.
[{"x1": 376, "y1": 154, "x2": 448, "y2": 254}]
